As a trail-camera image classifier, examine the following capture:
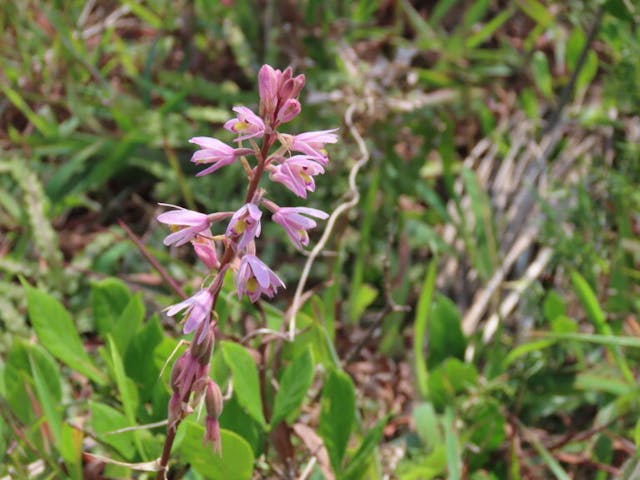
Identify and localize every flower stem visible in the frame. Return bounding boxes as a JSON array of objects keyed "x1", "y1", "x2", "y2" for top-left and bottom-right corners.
[{"x1": 155, "y1": 132, "x2": 275, "y2": 479}]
